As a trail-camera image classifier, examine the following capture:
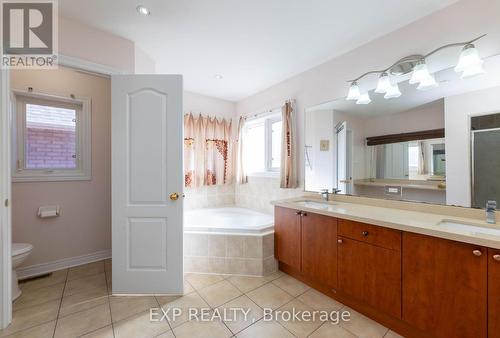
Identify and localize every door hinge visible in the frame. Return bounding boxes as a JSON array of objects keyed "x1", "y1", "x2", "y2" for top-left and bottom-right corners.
[{"x1": 4, "y1": 199, "x2": 9, "y2": 207}]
